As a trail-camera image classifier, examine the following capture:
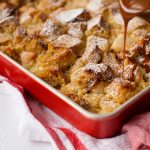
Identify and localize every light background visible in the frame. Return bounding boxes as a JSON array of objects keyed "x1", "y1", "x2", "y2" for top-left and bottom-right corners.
[{"x1": 0, "y1": 94, "x2": 52, "y2": 150}]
